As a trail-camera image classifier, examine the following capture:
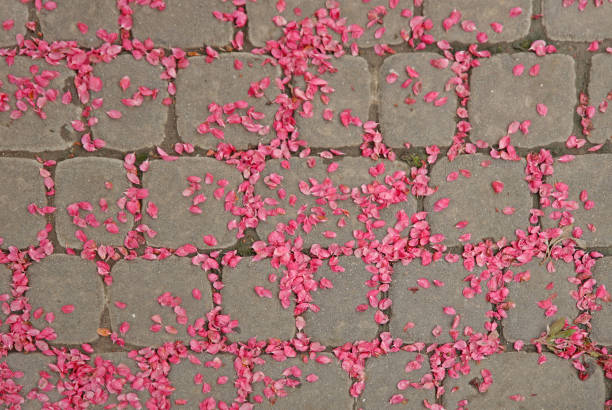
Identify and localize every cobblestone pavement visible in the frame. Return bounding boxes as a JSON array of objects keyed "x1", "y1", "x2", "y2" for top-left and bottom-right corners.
[{"x1": 0, "y1": 1, "x2": 611, "y2": 409}]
